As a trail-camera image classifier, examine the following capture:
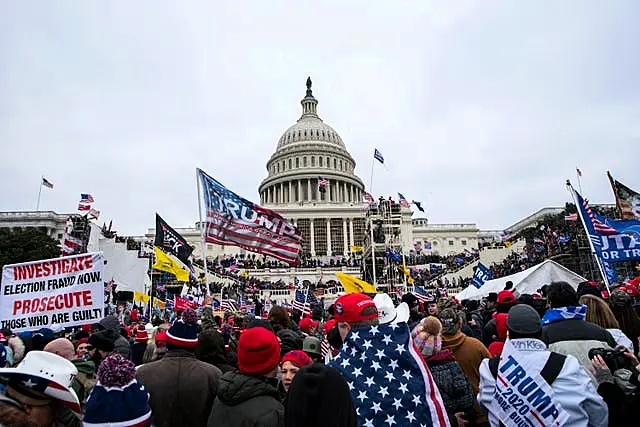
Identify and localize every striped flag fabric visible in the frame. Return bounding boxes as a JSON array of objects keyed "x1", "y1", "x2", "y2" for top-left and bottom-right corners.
[
  {"x1": 564, "y1": 213, "x2": 578, "y2": 221},
  {"x1": 221, "y1": 299, "x2": 239, "y2": 313},
  {"x1": 80, "y1": 193, "x2": 94, "y2": 203},
  {"x1": 78, "y1": 204, "x2": 90, "y2": 211},
  {"x1": 318, "y1": 177, "x2": 329, "y2": 187},
  {"x1": 198, "y1": 169, "x2": 303, "y2": 265},
  {"x1": 292, "y1": 289, "x2": 312, "y2": 314},
  {"x1": 398, "y1": 193, "x2": 410, "y2": 208},
  {"x1": 413, "y1": 284, "x2": 434, "y2": 303},
  {"x1": 364, "y1": 192, "x2": 374, "y2": 203},
  {"x1": 41, "y1": 177, "x2": 54, "y2": 189},
  {"x1": 580, "y1": 197, "x2": 618, "y2": 235},
  {"x1": 320, "y1": 338, "x2": 331, "y2": 359}
]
